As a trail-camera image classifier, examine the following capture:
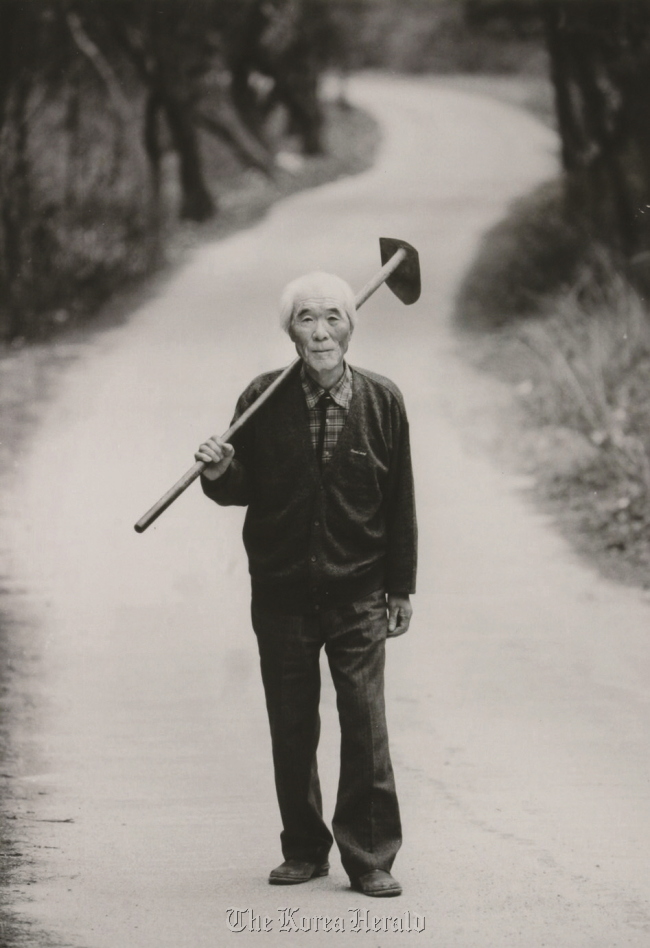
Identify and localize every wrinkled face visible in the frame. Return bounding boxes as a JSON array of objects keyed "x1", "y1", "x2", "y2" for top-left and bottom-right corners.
[{"x1": 289, "y1": 298, "x2": 353, "y2": 375}]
